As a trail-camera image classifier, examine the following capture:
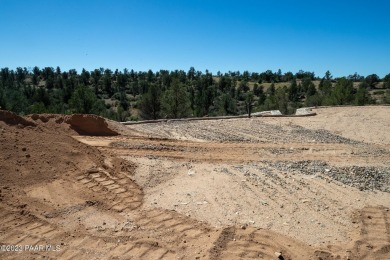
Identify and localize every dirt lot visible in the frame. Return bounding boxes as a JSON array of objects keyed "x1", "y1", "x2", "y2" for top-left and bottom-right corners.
[{"x1": 1, "y1": 107, "x2": 390, "y2": 259}]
